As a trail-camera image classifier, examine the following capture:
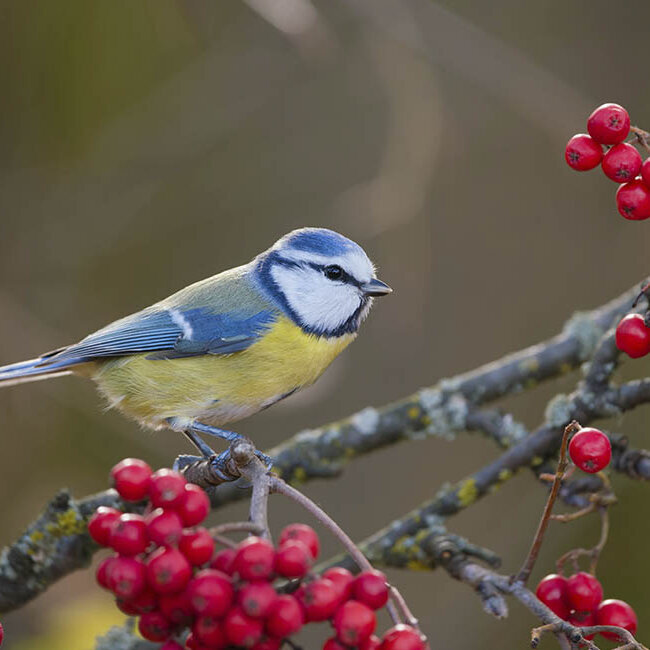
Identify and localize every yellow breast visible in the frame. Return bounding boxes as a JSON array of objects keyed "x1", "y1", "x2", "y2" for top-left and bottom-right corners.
[{"x1": 91, "y1": 316, "x2": 355, "y2": 429}]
